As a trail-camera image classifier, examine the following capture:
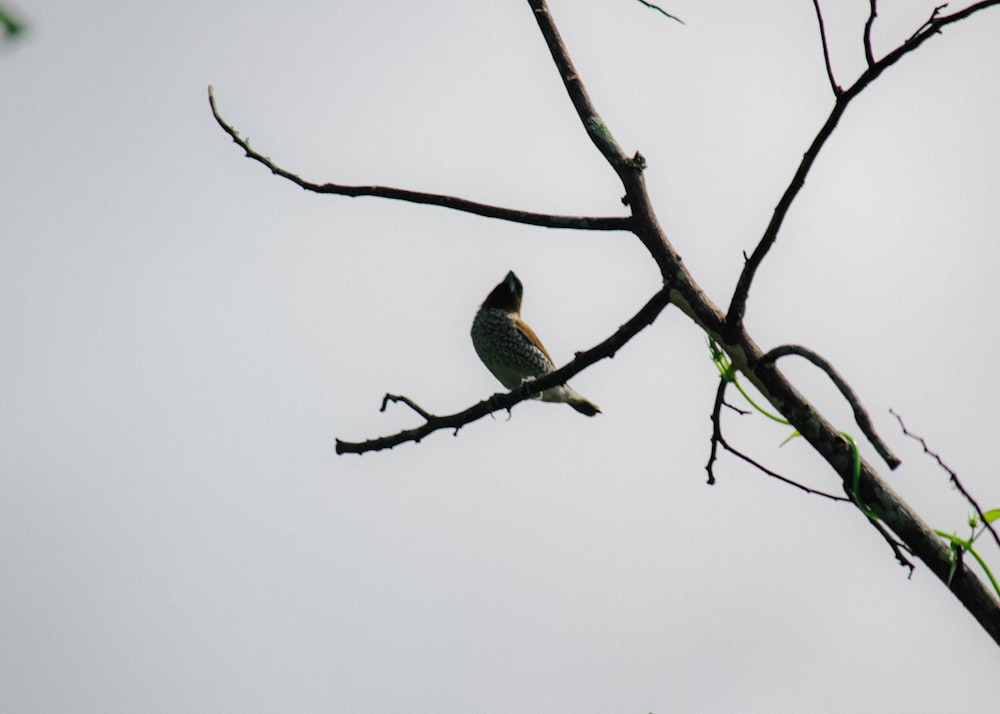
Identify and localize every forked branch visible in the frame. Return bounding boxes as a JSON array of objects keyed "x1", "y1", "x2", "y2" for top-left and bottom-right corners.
[
  {"x1": 706, "y1": 377, "x2": 848, "y2": 501},
  {"x1": 211, "y1": 0, "x2": 1000, "y2": 644},
  {"x1": 726, "y1": 0, "x2": 1000, "y2": 328},
  {"x1": 891, "y1": 410, "x2": 1000, "y2": 550}
]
